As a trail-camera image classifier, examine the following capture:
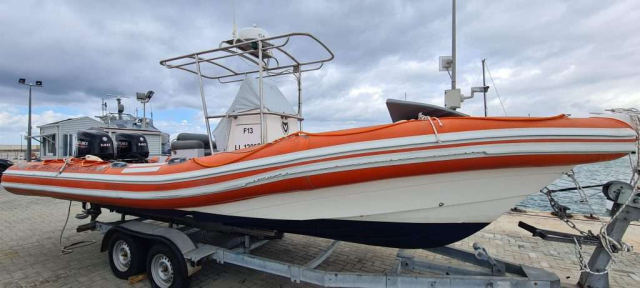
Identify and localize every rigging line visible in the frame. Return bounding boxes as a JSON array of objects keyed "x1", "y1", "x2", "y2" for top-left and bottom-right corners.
[{"x1": 484, "y1": 60, "x2": 508, "y2": 116}]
